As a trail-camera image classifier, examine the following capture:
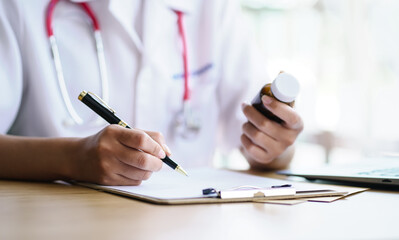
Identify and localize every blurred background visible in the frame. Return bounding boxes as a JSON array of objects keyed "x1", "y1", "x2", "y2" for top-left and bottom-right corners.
[{"x1": 217, "y1": 0, "x2": 399, "y2": 169}]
